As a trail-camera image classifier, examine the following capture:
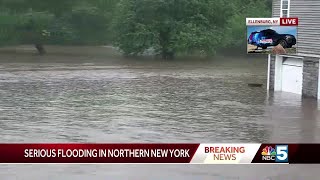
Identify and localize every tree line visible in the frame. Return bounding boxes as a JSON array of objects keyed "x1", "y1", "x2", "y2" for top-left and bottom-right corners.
[{"x1": 0, "y1": 0, "x2": 271, "y2": 58}]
